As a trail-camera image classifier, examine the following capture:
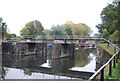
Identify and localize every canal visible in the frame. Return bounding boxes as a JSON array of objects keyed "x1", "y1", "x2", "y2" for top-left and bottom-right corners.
[{"x1": 2, "y1": 45, "x2": 112, "y2": 80}]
